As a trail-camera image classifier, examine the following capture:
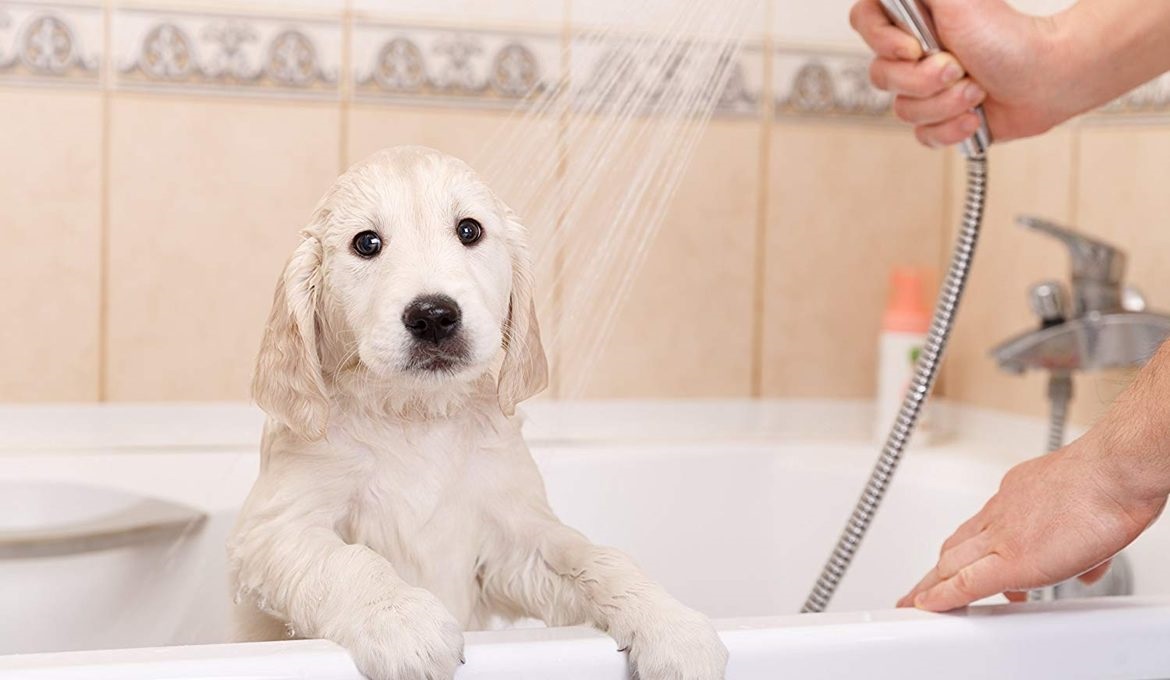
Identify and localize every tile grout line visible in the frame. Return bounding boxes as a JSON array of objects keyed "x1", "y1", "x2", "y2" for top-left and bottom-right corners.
[
  {"x1": 339, "y1": 0, "x2": 352, "y2": 173},
  {"x1": 97, "y1": 0, "x2": 113, "y2": 402},
  {"x1": 749, "y1": 1, "x2": 775, "y2": 399}
]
